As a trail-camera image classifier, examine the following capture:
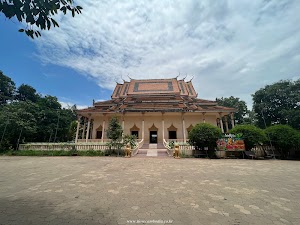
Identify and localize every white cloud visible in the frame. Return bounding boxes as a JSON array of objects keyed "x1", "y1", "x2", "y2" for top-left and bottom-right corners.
[{"x1": 35, "y1": 0, "x2": 300, "y2": 108}]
